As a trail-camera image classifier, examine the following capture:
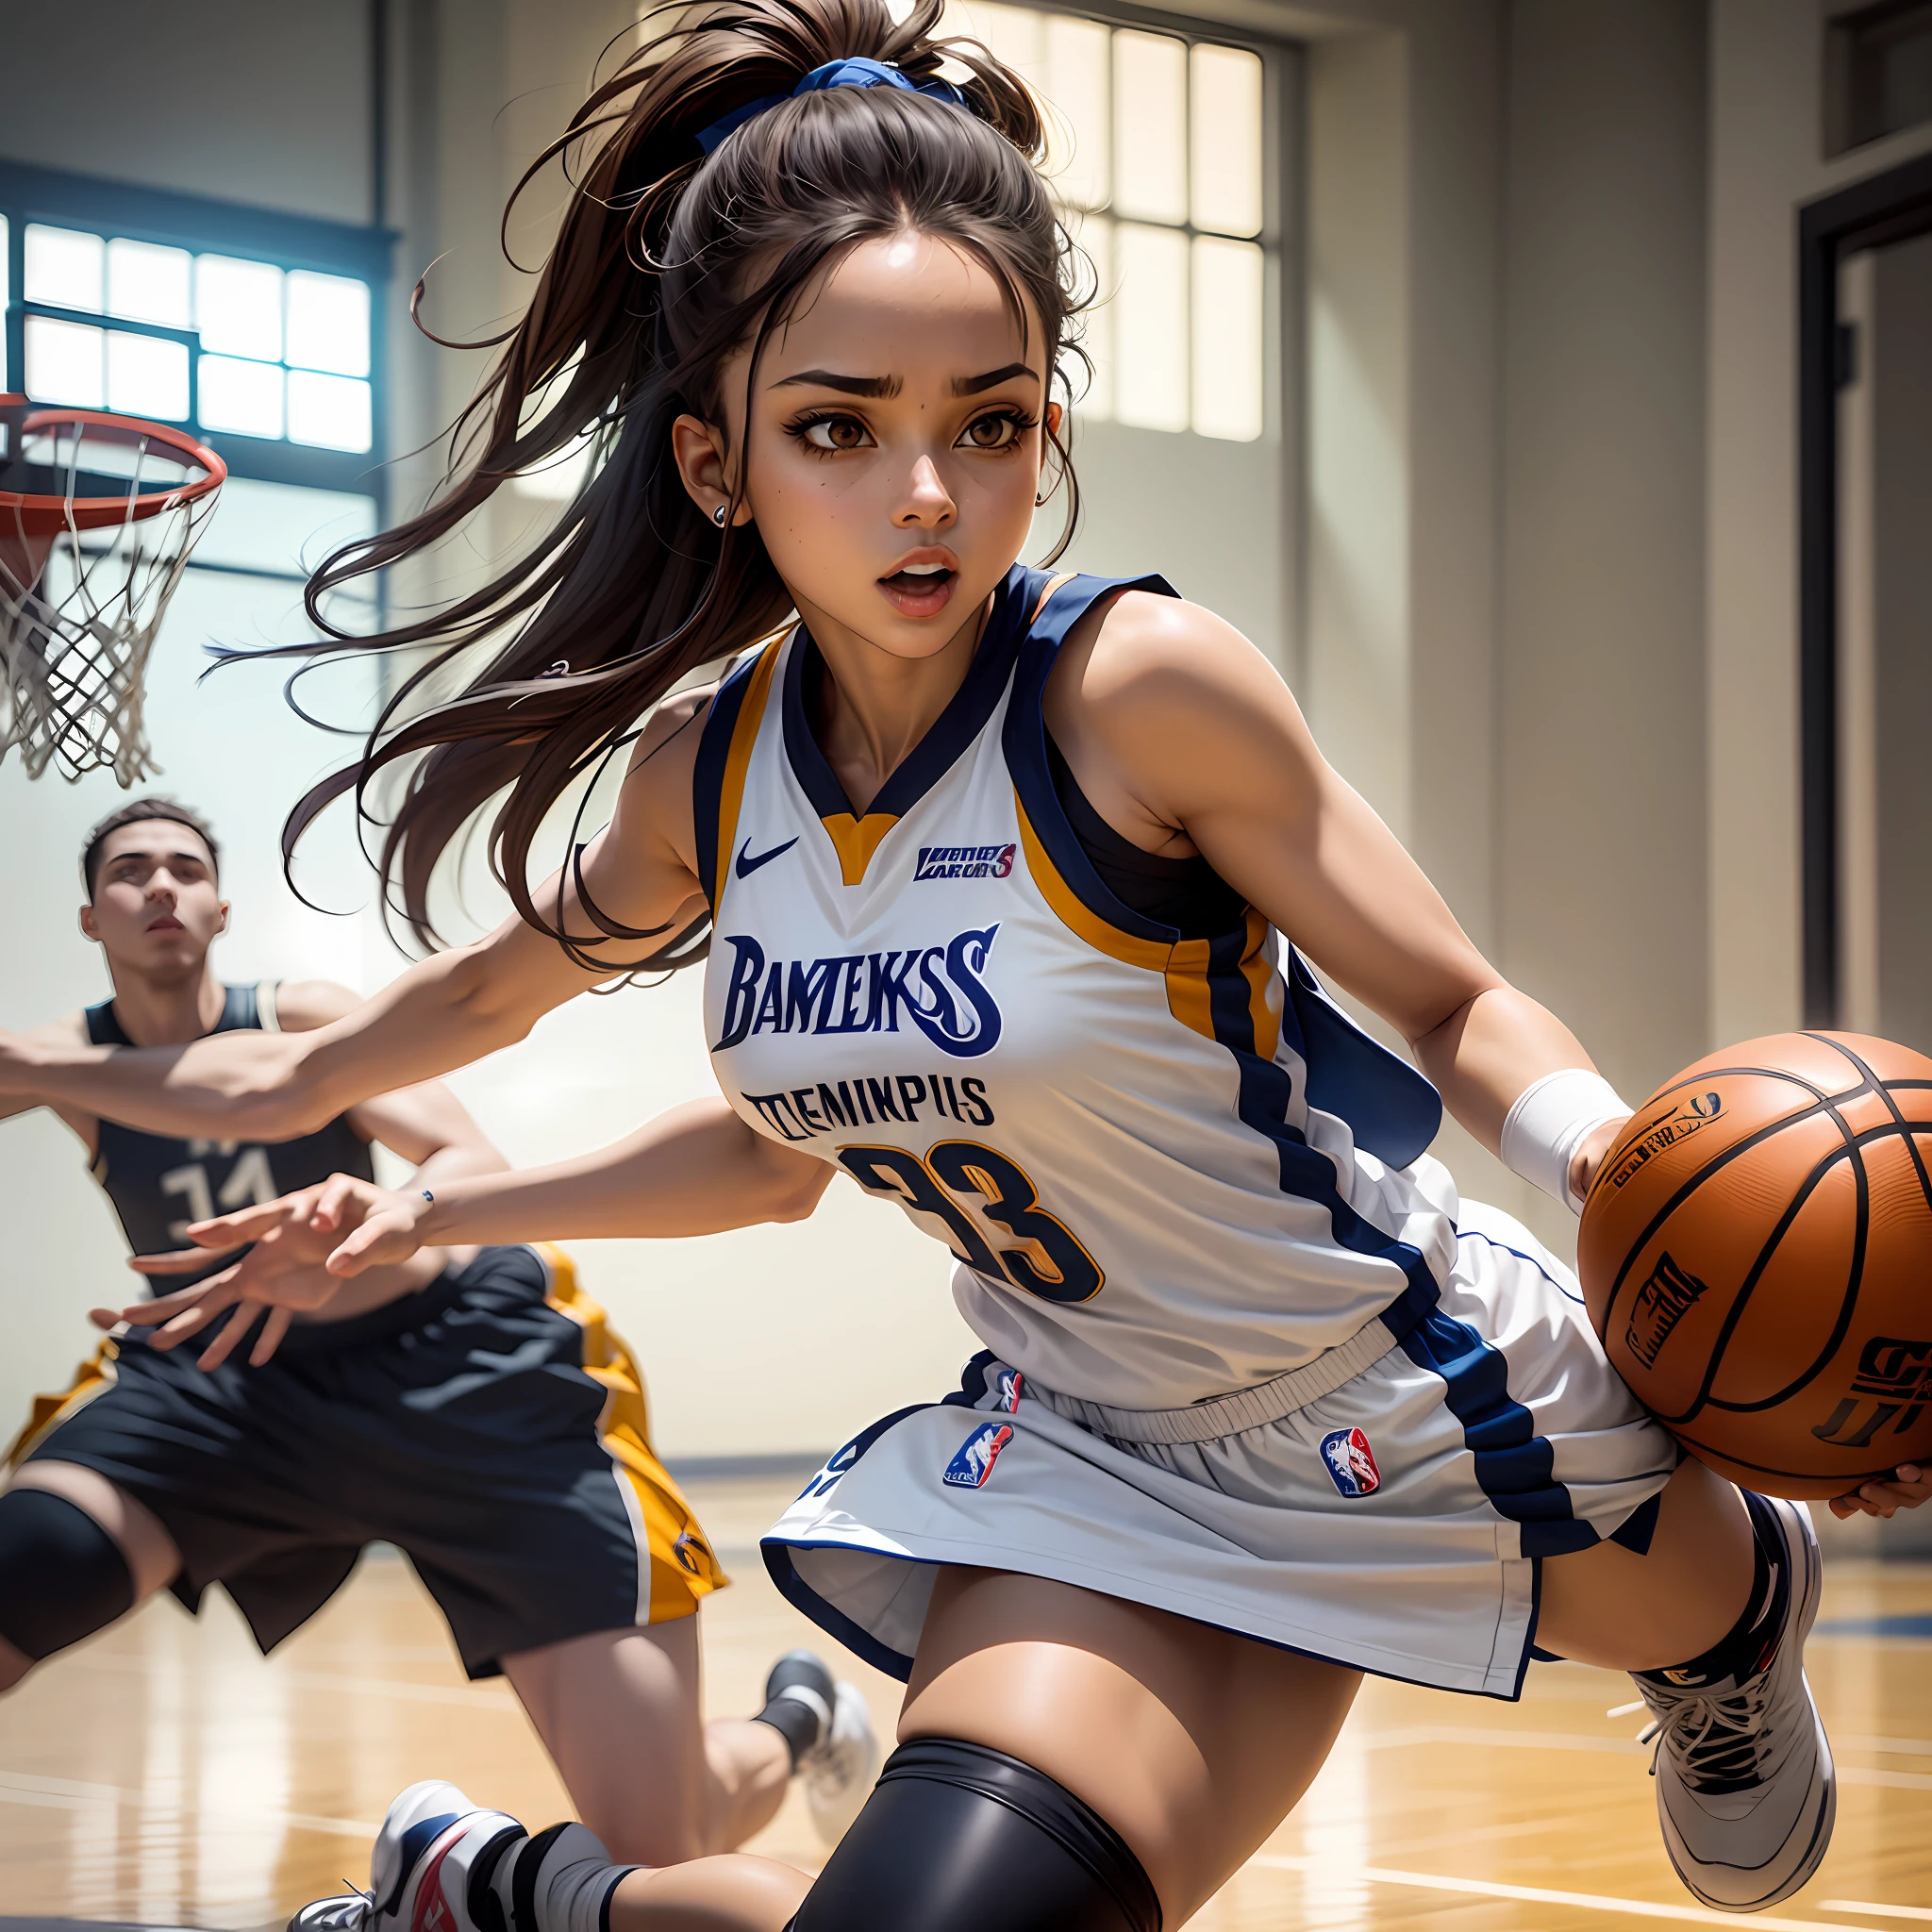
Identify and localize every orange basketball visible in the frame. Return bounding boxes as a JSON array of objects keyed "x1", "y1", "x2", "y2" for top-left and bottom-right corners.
[{"x1": 1575, "y1": 1031, "x2": 1932, "y2": 1500}]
